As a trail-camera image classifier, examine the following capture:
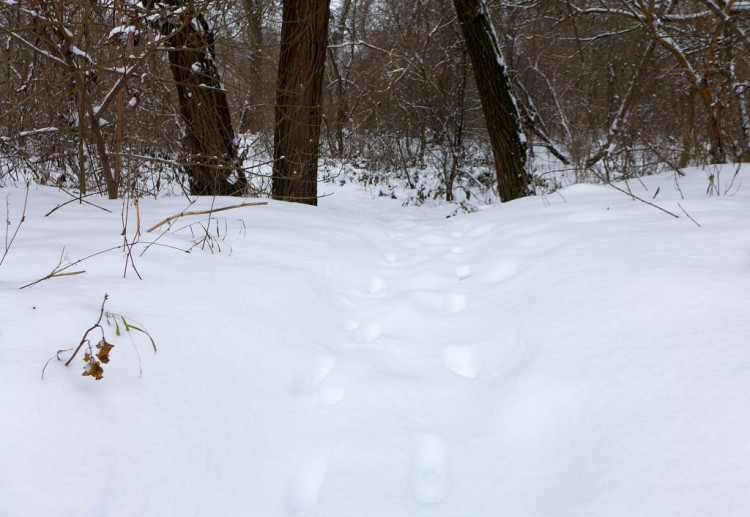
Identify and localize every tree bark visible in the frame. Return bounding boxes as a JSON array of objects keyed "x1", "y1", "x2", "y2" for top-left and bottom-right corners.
[
  {"x1": 150, "y1": 1, "x2": 247, "y2": 196},
  {"x1": 240, "y1": 0, "x2": 266, "y2": 134},
  {"x1": 272, "y1": 0, "x2": 331, "y2": 205},
  {"x1": 453, "y1": 0, "x2": 531, "y2": 202},
  {"x1": 327, "y1": 0, "x2": 352, "y2": 158}
]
